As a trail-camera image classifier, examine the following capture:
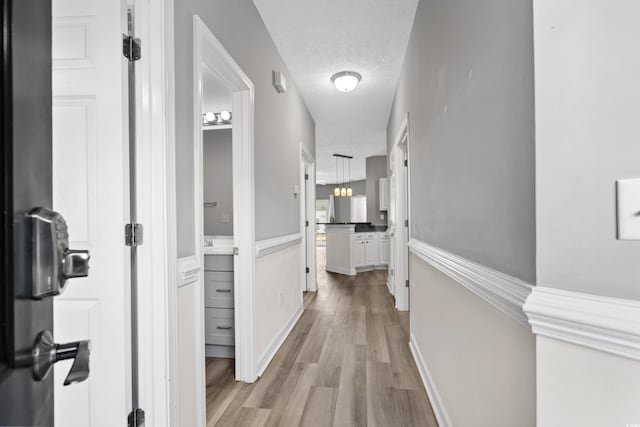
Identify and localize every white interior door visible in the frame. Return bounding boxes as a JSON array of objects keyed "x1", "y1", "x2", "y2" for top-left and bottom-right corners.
[{"x1": 52, "y1": 0, "x2": 129, "y2": 425}]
